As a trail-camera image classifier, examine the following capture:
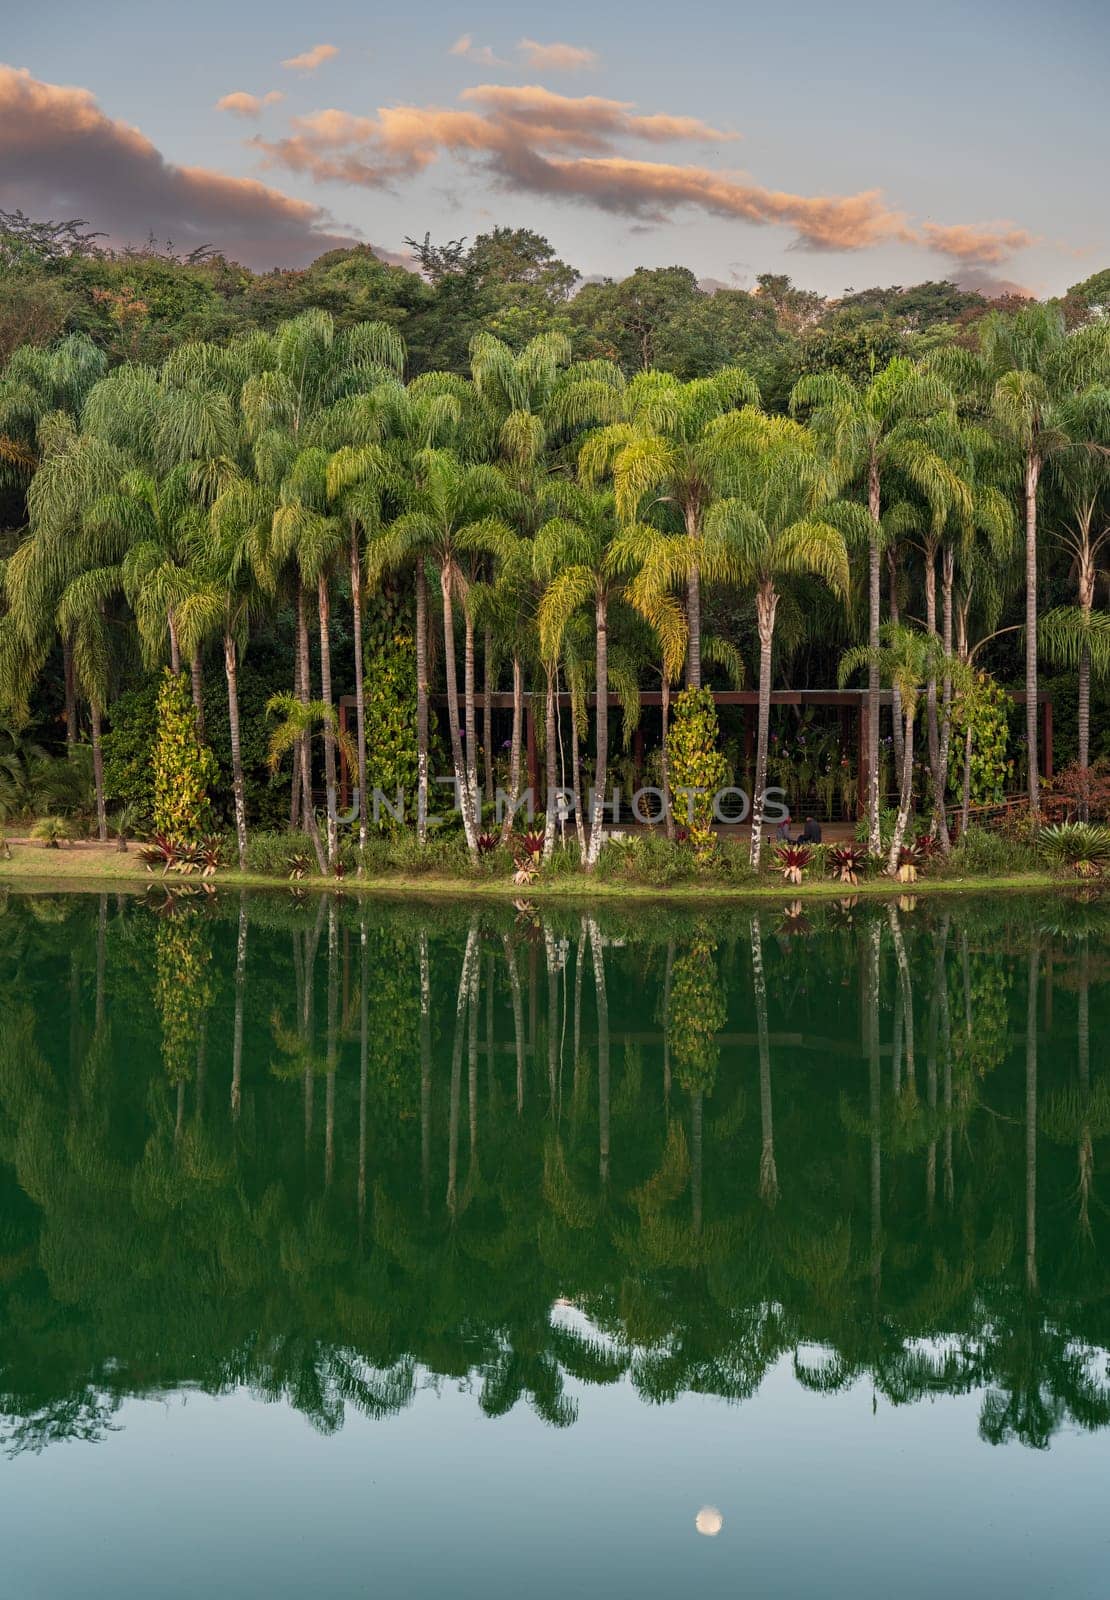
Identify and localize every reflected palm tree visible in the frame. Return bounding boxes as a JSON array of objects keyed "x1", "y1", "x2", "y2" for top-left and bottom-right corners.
[
  {"x1": 588, "y1": 918, "x2": 610, "y2": 1188},
  {"x1": 750, "y1": 914, "x2": 778, "y2": 1207}
]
